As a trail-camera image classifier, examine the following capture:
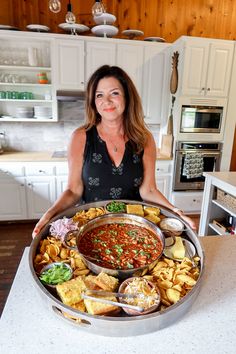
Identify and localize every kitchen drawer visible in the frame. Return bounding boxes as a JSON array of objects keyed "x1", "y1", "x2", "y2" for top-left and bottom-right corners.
[
  {"x1": 25, "y1": 163, "x2": 55, "y2": 176},
  {"x1": 0, "y1": 163, "x2": 25, "y2": 178},
  {"x1": 171, "y1": 191, "x2": 203, "y2": 214},
  {"x1": 55, "y1": 162, "x2": 68, "y2": 175},
  {"x1": 156, "y1": 161, "x2": 173, "y2": 174}
]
